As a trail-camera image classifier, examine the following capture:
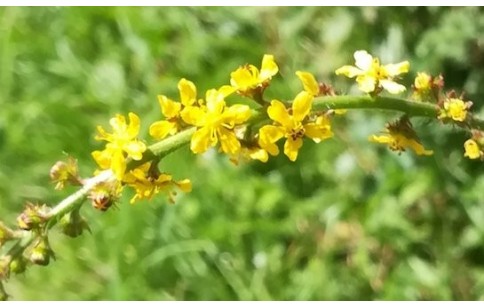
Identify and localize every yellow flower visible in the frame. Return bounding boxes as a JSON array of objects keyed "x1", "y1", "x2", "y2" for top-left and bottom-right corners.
[
  {"x1": 335, "y1": 50, "x2": 409, "y2": 94},
  {"x1": 438, "y1": 98, "x2": 471, "y2": 122},
  {"x1": 181, "y1": 87, "x2": 251, "y2": 154},
  {"x1": 414, "y1": 72, "x2": 432, "y2": 91},
  {"x1": 123, "y1": 163, "x2": 192, "y2": 204},
  {"x1": 92, "y1": 112, "x2": 146, "y2": 180},
  {"x1": 369, "y1": 117, "x2": 433, "y2": 156},
  {"x1": 258, "y1": 91, "x2": 333, "y2": 161},
  {"x1": 230, "y1": 54, "x2": 279, "y2": 94},
  {"x1": 464, "y1": 139, "x2": 482, "y2": 160},
  {"x1": 150, "y1": 78, "x2": 198, "y2": 140}
]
